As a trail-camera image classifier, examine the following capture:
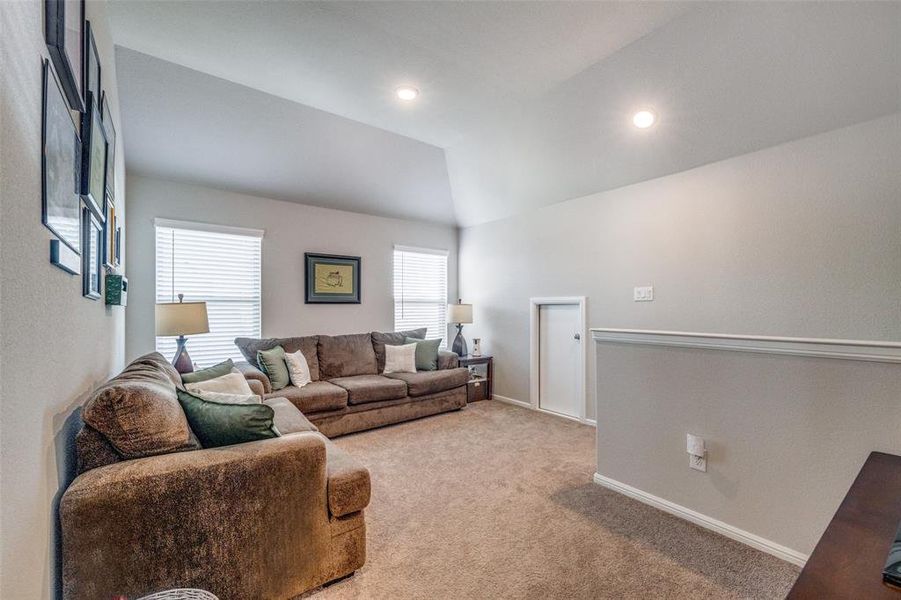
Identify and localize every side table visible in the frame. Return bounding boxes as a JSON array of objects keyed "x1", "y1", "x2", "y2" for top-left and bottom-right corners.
[{"x1": 457, "y1": 355, "x2": 493, "y2": 402}]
